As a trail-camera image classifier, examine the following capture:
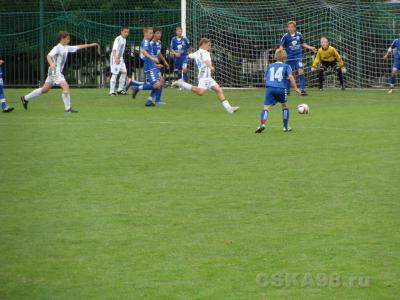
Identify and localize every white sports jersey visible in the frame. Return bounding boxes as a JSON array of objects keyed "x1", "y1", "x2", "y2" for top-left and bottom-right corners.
[
  {"x1": 111, "y1": 35, "x2": 126, "y2": 63},
  {"x1": 48, "y1": 44, "x2": 78, "y2": 74},
  {"x1": 189, "y1": 48, "x2": 212, "y2": 80}
]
